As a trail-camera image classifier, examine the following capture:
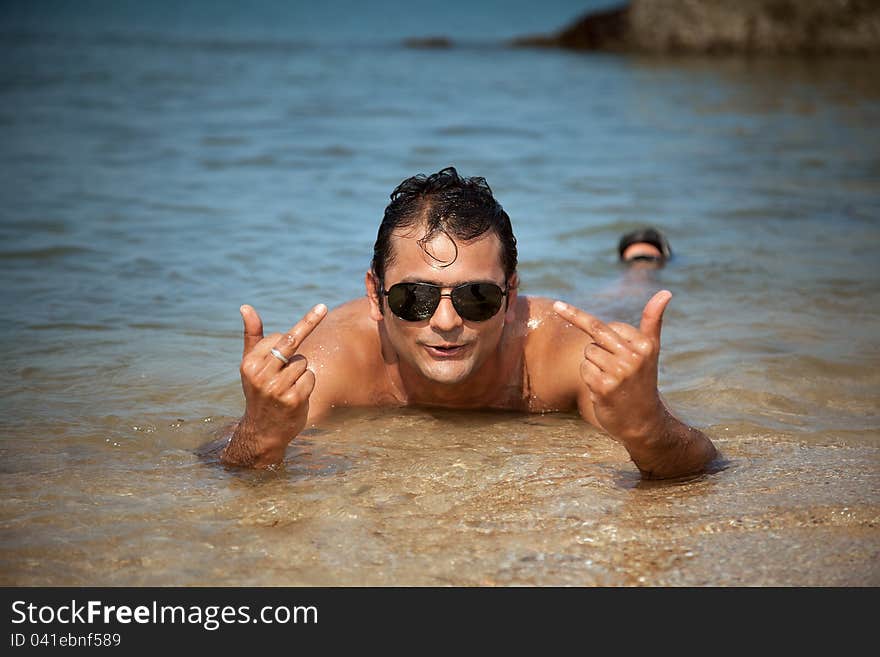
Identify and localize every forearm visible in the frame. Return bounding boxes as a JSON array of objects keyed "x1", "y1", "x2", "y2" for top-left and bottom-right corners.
[
  {"x1": 620, "y1": 406, "x2": 717, "y2": 479},
  {"x1": 219, "y1": 416, "x2": 291, "y2": 469}
]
